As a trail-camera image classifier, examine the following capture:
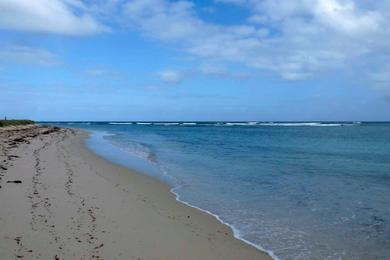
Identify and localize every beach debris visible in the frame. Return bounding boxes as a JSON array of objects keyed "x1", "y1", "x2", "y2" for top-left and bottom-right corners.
[
  {"x1": 14, "y1": 237, "x2": 21, "y2": 245},
  {"x1": 94, "y1": 243, "x2": 104, "y2": 250},
  {"x1": 7, "y1": 180, "x2": 22, "y2": 183},
  {"x1": 13, "y1": 137, "x2": 25, "y2": 143}
]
